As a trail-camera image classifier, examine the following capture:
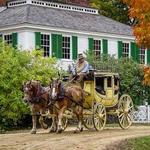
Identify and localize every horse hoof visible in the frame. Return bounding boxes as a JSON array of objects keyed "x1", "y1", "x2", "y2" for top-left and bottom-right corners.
[
  {"x1": 49, "y1": 129, "x2": 56, "y2": 133},
  {"x1": 74, "y1": 129, "x2": 80, "y2": 134},
  {"x1": 74, "y1": 128, "x2": 83, "y2": 133},
  {"x1": 30, "y1": 130, "x2": 36, "y2": 134},
  {"x1": 57, "y1": 129, "x2": 63, "y2": 134}
]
